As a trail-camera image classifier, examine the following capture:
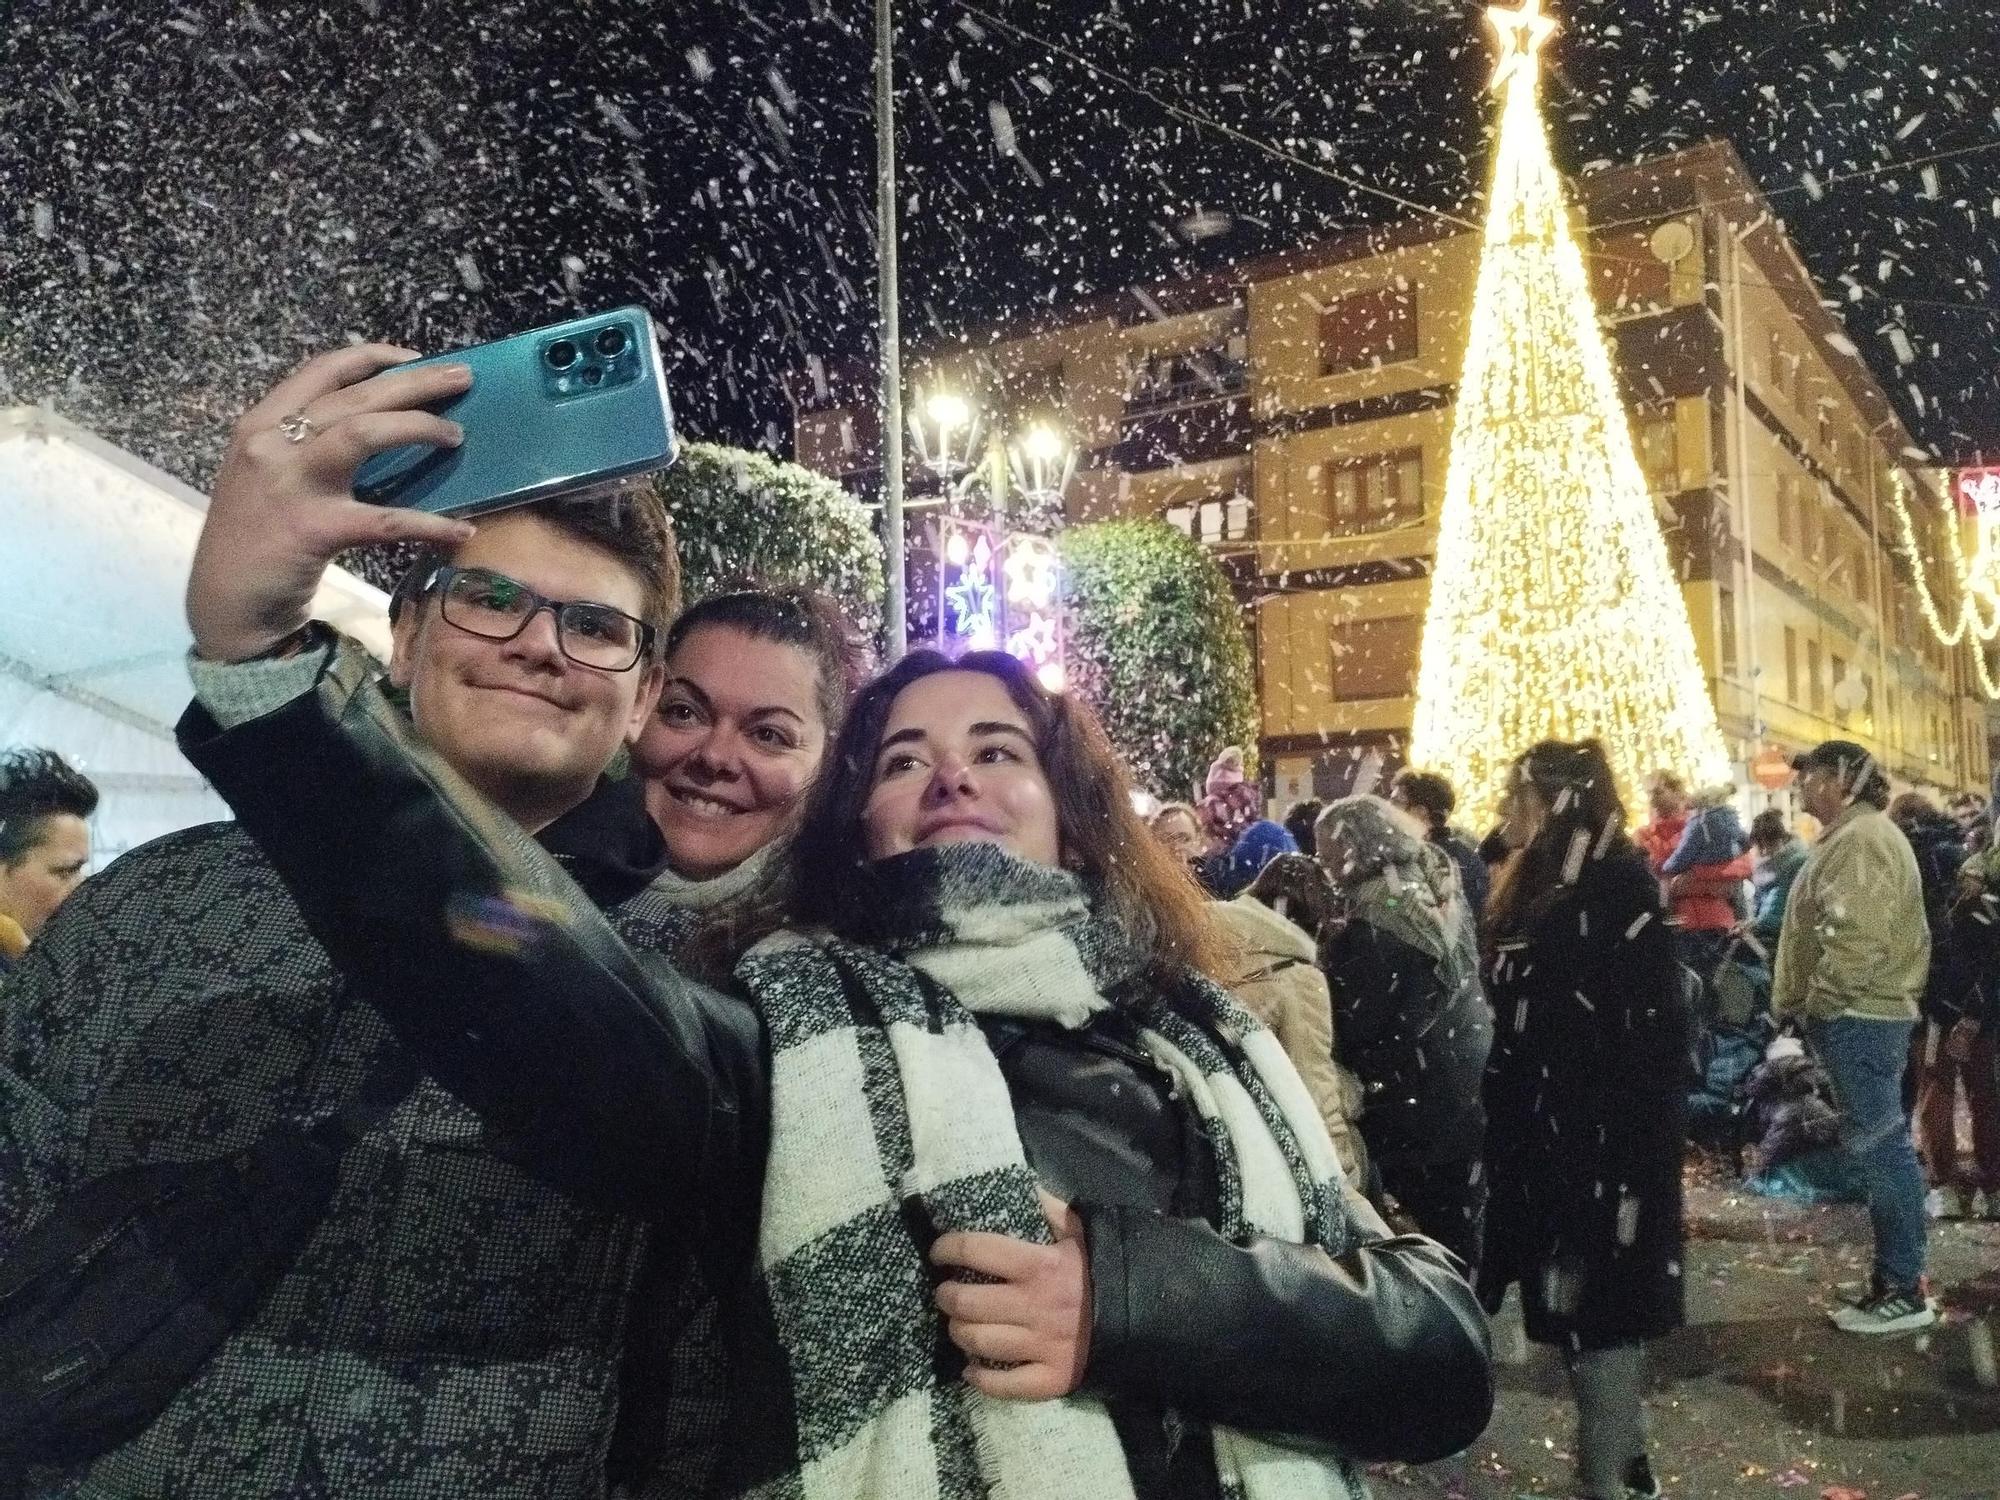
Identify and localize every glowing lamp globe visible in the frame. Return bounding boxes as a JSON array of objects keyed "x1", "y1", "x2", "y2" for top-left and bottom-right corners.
[{"x1": 925, "y1": 392, "x2": 971, "y2": 433}]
